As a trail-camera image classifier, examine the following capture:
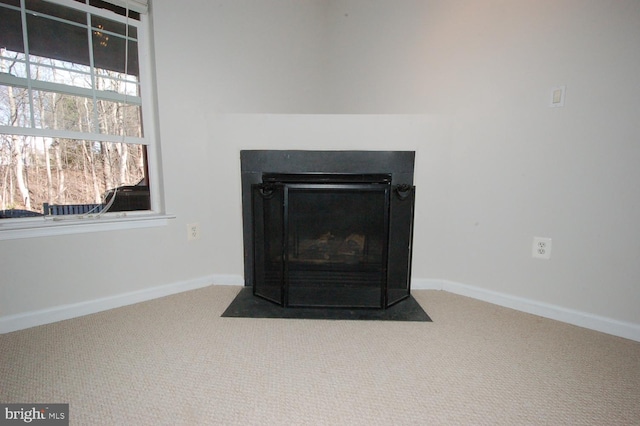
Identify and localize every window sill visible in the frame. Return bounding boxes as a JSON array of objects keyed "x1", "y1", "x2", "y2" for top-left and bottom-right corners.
[{"x1": 0, "y1": 213, "x2": 175, "y2": 240}]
